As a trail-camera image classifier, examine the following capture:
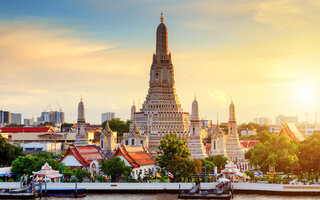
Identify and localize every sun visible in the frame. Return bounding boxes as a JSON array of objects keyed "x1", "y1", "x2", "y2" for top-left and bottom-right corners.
[{"x1": 296, "y1": 80, "x2": 315, "y2": 105}]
